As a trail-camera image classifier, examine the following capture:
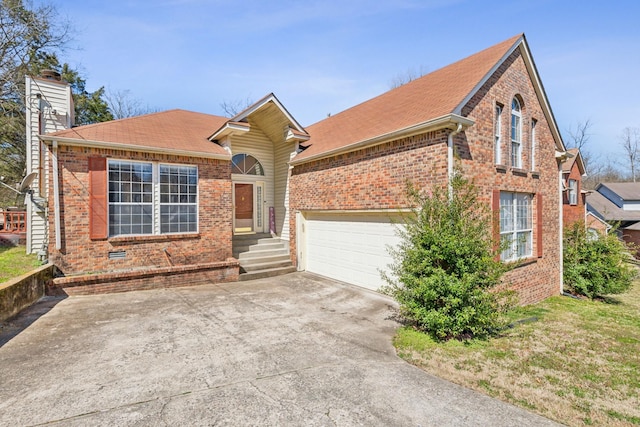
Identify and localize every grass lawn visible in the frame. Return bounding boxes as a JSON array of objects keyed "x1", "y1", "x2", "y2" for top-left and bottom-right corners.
[
  {"x1": 394, "y1": 281, "x2": 640, "y2": 426},
  {"x1": 0, "y1": 246, "x2": 41, "y2": 283}
]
